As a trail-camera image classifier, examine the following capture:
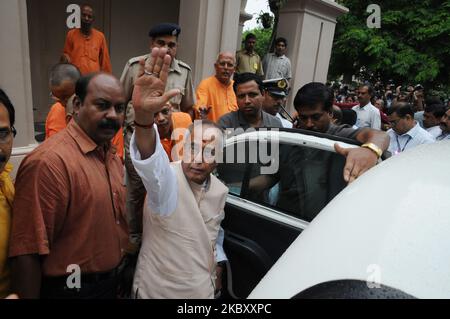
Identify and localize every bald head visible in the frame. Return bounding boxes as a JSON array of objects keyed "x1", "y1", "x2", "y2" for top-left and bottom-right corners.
[
  {"x1": 50, "y1": 63, "x2": 80, "y2": 87},
  {"x1": 50, "y1": 63, "x2": 81, "y2": 105},
  {"x1": 216, "y1": 52, "x2": 235, "y2": 64},
  {"x1": 76, "y1": 73, "x2": 123, "y2": 103},
  {"x1": 214, "y1": 52, "x2": 236, "y2": 85}
]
